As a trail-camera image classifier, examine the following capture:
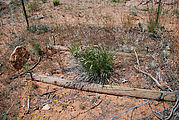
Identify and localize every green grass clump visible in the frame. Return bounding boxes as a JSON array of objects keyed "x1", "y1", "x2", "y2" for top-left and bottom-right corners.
[
  {"x1": 34, "y1": 42, "x2": 42, "y2": 56},
  {"x1": 147, "y1": 19, "x2": 158, "y2": 33},
  {"x1": 69, "y1": 41, "x2": 81, "y2": 58},
  {"x1": 53, "y1": 0, "x2": 59, "y2": 6},
  {"x1": 70, "y1": 43, "x2": 114, "y2": 84}
]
